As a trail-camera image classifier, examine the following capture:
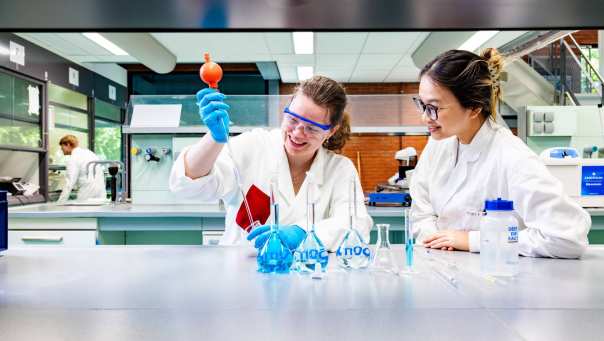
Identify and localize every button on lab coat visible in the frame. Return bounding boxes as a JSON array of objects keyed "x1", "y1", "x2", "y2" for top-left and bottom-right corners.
[
  {"x1": 58, "y1": 147, "x2": 106, "y2": 203},
  {"x1": 410, "y1": 119, "x2": 590, "y2": 258},
  {"x1": 169, "y1": 129, "x2": 373, "y2": 251}
]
